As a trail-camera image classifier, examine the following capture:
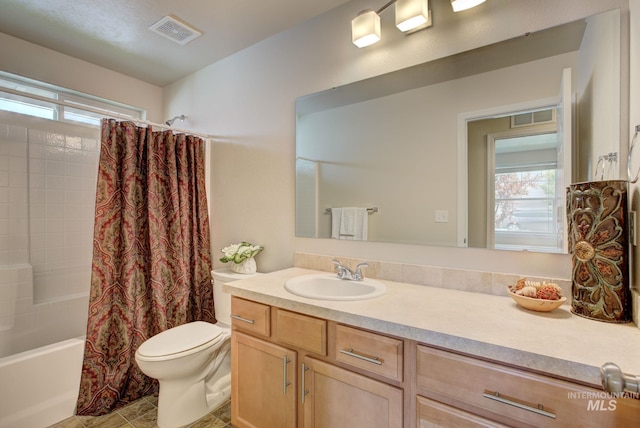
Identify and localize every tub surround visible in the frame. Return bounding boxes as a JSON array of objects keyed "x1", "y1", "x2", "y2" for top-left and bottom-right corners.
[
  {"x1": 0, "y1": 337, "x2": 84, "y2": 428},
  {"x1": 223, "y1": 266, "x2": 640, "y2": 388}
]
